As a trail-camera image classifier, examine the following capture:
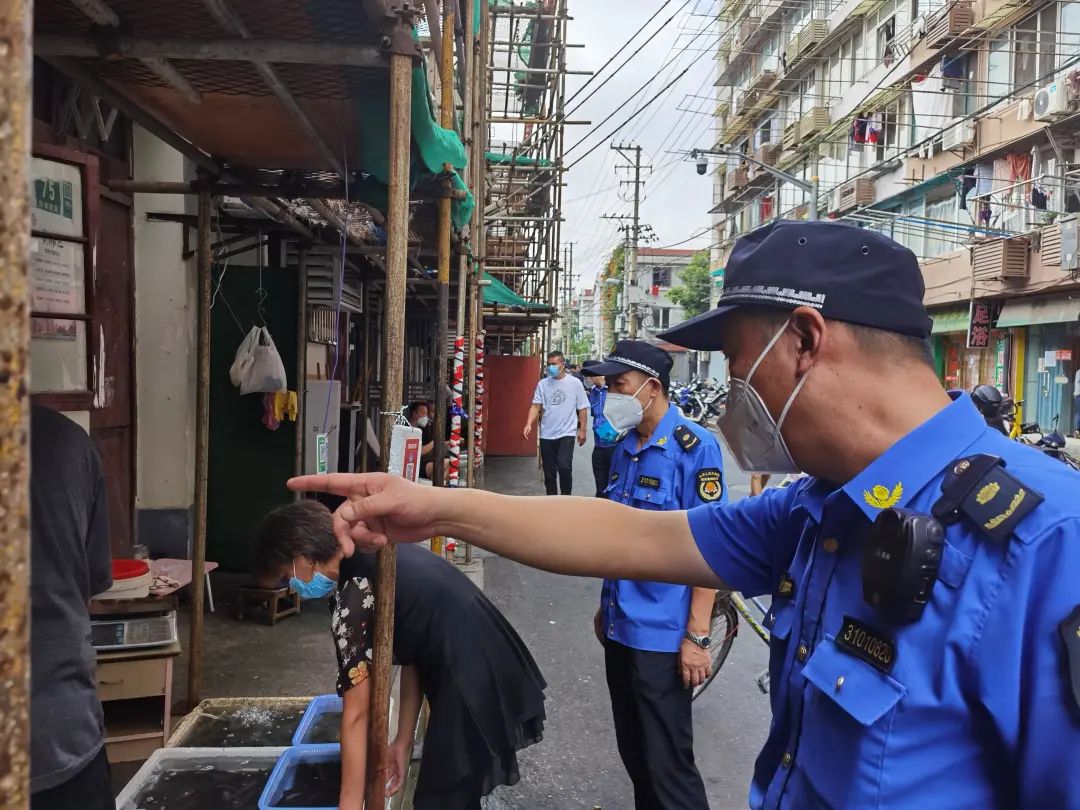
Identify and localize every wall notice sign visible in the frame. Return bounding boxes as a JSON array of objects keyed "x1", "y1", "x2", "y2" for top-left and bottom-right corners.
[
  {"x1": 1045, "y1": 350, "x2": 1059, "y2": 368},
  {"x1": 31, "y1": 238, "x2": 84, "y2": 314},
  {"x1": 315, "y1": 433, "x2": 329, "y2": 474},
  {"x1": 388, "y1": 424, "x2": 423, "y2": 481},
  {"x1": 966, "y1": 301, "x2": 997, "y2": 349},
  {"x1": 1058, "y1": 349, "x2": 1073, "y2": 362}
]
